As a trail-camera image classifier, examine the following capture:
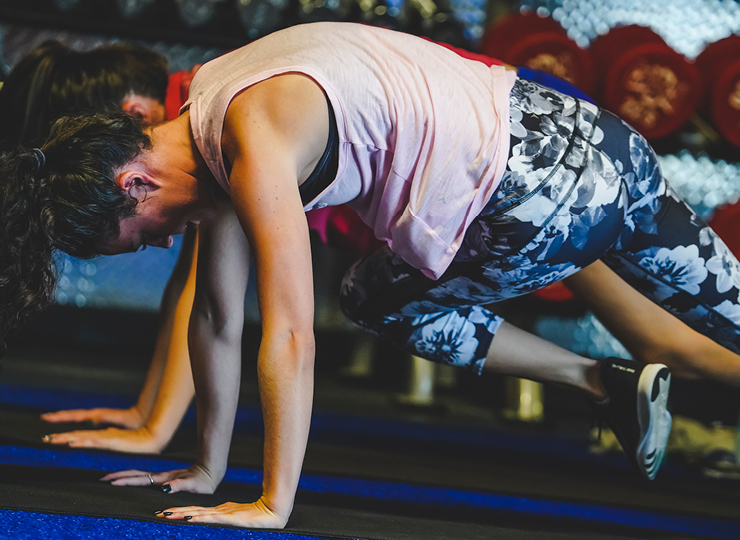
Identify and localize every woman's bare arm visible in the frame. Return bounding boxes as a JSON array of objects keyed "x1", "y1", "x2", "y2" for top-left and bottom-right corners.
[
  {"x1": 158, "y1": 74, "x2": 324, "y2": 527},
  {"x1": 101, "y1": 202, "x2": 251, "y2": 494},
  {"x1": 105, "y1": 74, "x2": 324, "y2": 528},
  {"x1": 43, "y1": 226, "x2": 200, "y2": 453}
]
